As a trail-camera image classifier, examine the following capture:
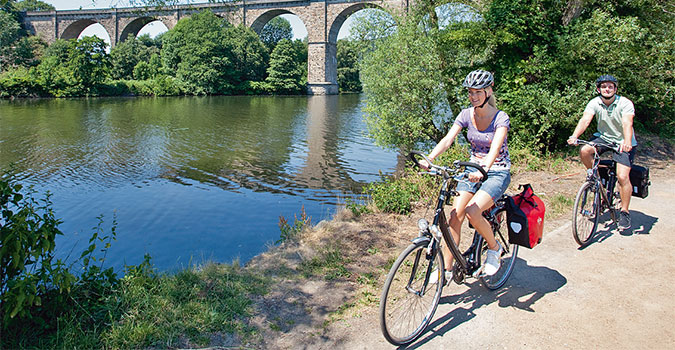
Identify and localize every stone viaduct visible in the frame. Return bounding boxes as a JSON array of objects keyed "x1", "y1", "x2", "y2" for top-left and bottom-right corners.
[{"x1": 21, "y1": 0, "x2": 410, "y2": 95}]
